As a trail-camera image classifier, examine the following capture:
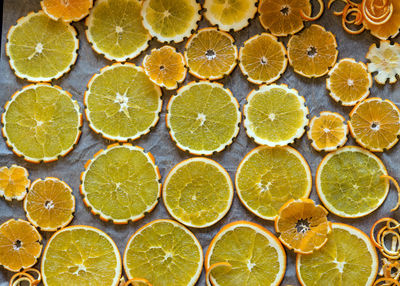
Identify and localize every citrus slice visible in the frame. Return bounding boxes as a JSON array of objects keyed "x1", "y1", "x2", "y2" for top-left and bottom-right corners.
[
  {"x1": 166, "y1": 81, "x2": 241, "y2": 155},
  {"x1": 2, "y1": 84, "x2": 82, "y2": 163},
  {"x1": 349, "y1": 97, "x2": 400, "y2": 152},
  {"x1": 143, "y1": 46, "x2": 186, "y2": 90},
  {"x1": 86, "y1": 0, "x2": 151, "y2": 61},
  {"x1": 80, "y1": 144, "x2": 161, "y2": 224},
  {"x1": 316, "y1": 146, "x2": 389, "y2": 218},
  {"x1": 41, "y1": 0, "x2": 93, "y2": 22},
  {"x1": 235, "y1": 146, "x2": 312, "y2": 220},
  {"x1": 243, "y1": 84, "x2": 309, "y2": 146},
  {"x1": 205, "y1": 221, "x2": 286, "y2": 286},
  {"x1": 141, "y1": 0, "x2": 201, "y2": 43},
  {"x1": 203, "y1": 0, "x2": 257, "y2": 31},
  {"x1": 287, "y1": 24, "x2": 338, "y2": 78},
  {"x1": 0, "y1": 219, "x2": 42, "y2": 272},
  {"x1": 0, "y1": 165, "x2": 30, "y2": 201},
  {"x1": 184, "y1": 28, "x2": 237, "y2": 80},
  {"x1": 123, "y1": 278, "x2": 152, "y2": 286},
  {"x1": 307, "y1": 111, "x2": 348, "y2": 152},
  {"x1": 163, "y1": 157, "x2": 233, "y2": 228},
  {"x1": 42, "y1": 225, "x2": 121, "y2": 286},
  {"x1": 366, "y1": 41, "x2": 400, "y2": 84},
  {"x1": 24, "y1": 177, "x2": 75, "y2": 231},
  {"x1": 84, "y1": 63, "x2": 162, "y2": 141},
  {"x1": 275, "y1": 198, "x2": 331, "y2": 254},
  {"x1": 239, "y1": 33, "x2": 287, "y2": 85},
  {"x1": 296, "y1": 223, "x2": 379, "y2": 286},
  {"x1": 123, "y1": 219, "x2": 203, "y2": 286},
  {"x1": 327, "y1": 58, "x2": 372, "y2": 106},
  {"x1": 6, "y1": 11, "x2": 78, "y2": 82}
]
